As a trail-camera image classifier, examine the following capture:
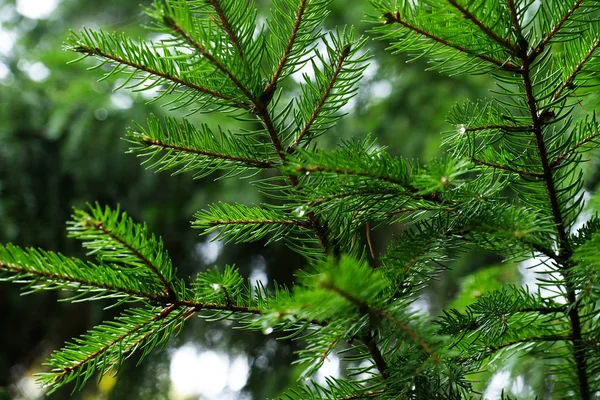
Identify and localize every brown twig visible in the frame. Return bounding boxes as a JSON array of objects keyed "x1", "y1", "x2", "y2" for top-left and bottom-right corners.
[
  {"x1": 383, "y1": 10, "x2": 520, "y2": 72},
  {"x1": 138, "y1": 137, "x2": 279, "y2": 168},
  {"x1": 529, "y1": 0, "x2": 586, "y2": 61},
  {"x1": 446, "y1": 0, "x2": 516, "y2": 53},
  {"x1": 290, "y1": 45, "x2": 351, "y2": 149}
]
